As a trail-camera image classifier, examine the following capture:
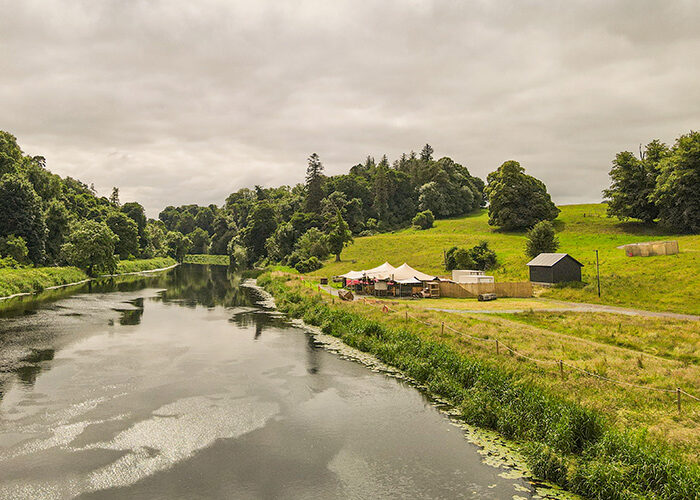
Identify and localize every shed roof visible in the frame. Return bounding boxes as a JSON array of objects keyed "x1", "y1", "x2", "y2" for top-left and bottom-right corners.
[{"x1": 526, "y1": 253, "x2": 584, "y2": 267}]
